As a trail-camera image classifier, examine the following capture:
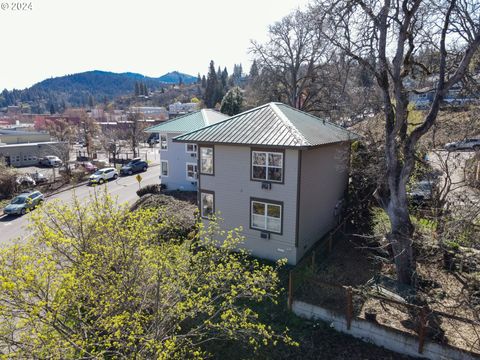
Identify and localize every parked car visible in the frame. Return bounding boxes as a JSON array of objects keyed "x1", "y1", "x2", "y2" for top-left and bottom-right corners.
[
  {"x1": 120, "y1": 158, "x2": 148, "y2": 176},
  {"x1": 30, "y1": 172, "x2": 48, "y2": 184},
  {"x1": 88, "y1": 167, "x2": 118, "y2": 185},
  {"x1": 39, "y1": 155, "x2": 63, "y2": 167},
  {"x1": 16, "y1": 174, "x2": 36, "y2": 187},
  {"x1": 445, "y1": 138, "x2": 480, "y2": 151},
  {"x1": 3, "y1": 190, "x2": 44, "y2": 215},
  {"x1": 408, "y1": 180, "x2": 434, "y2": 204},
  {"x1": 79, "y1": 162, "x2": 98, "y2": 173}
]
